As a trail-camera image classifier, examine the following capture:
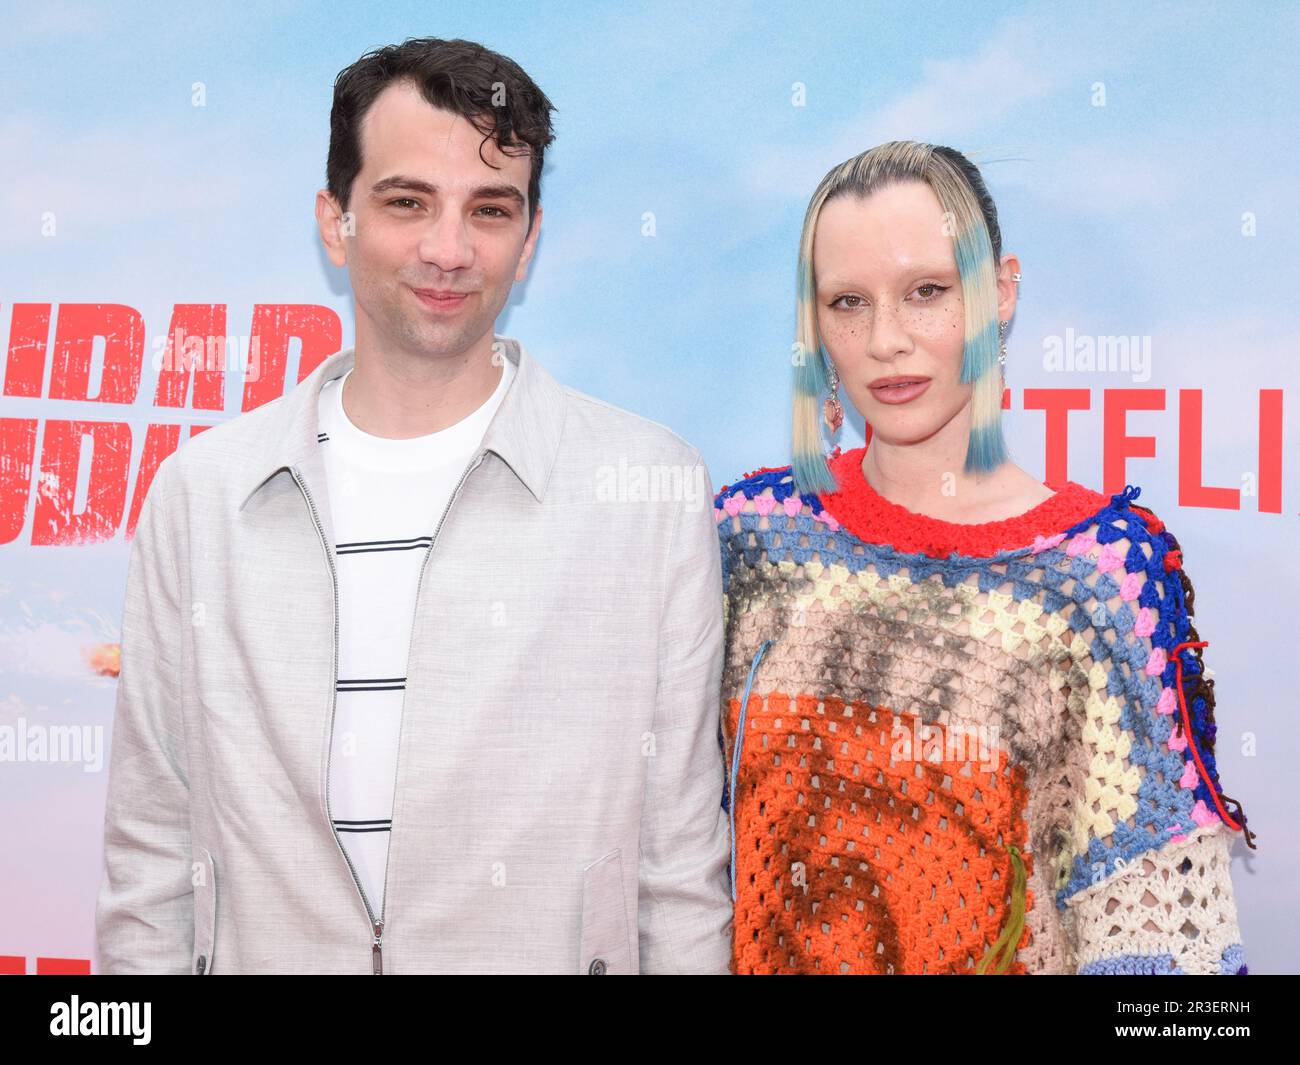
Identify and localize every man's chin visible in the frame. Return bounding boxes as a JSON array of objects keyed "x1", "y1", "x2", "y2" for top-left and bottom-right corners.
[{"x1": 395, "y1": 317, "x2": 492, "y2": 359}]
